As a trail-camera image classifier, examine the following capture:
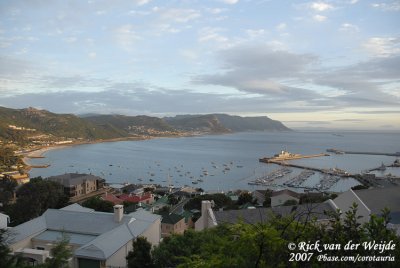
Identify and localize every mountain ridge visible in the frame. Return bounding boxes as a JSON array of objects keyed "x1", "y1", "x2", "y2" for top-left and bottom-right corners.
[{"x1": 0, "y1": 106, "x2": 291, "y2": 144}]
